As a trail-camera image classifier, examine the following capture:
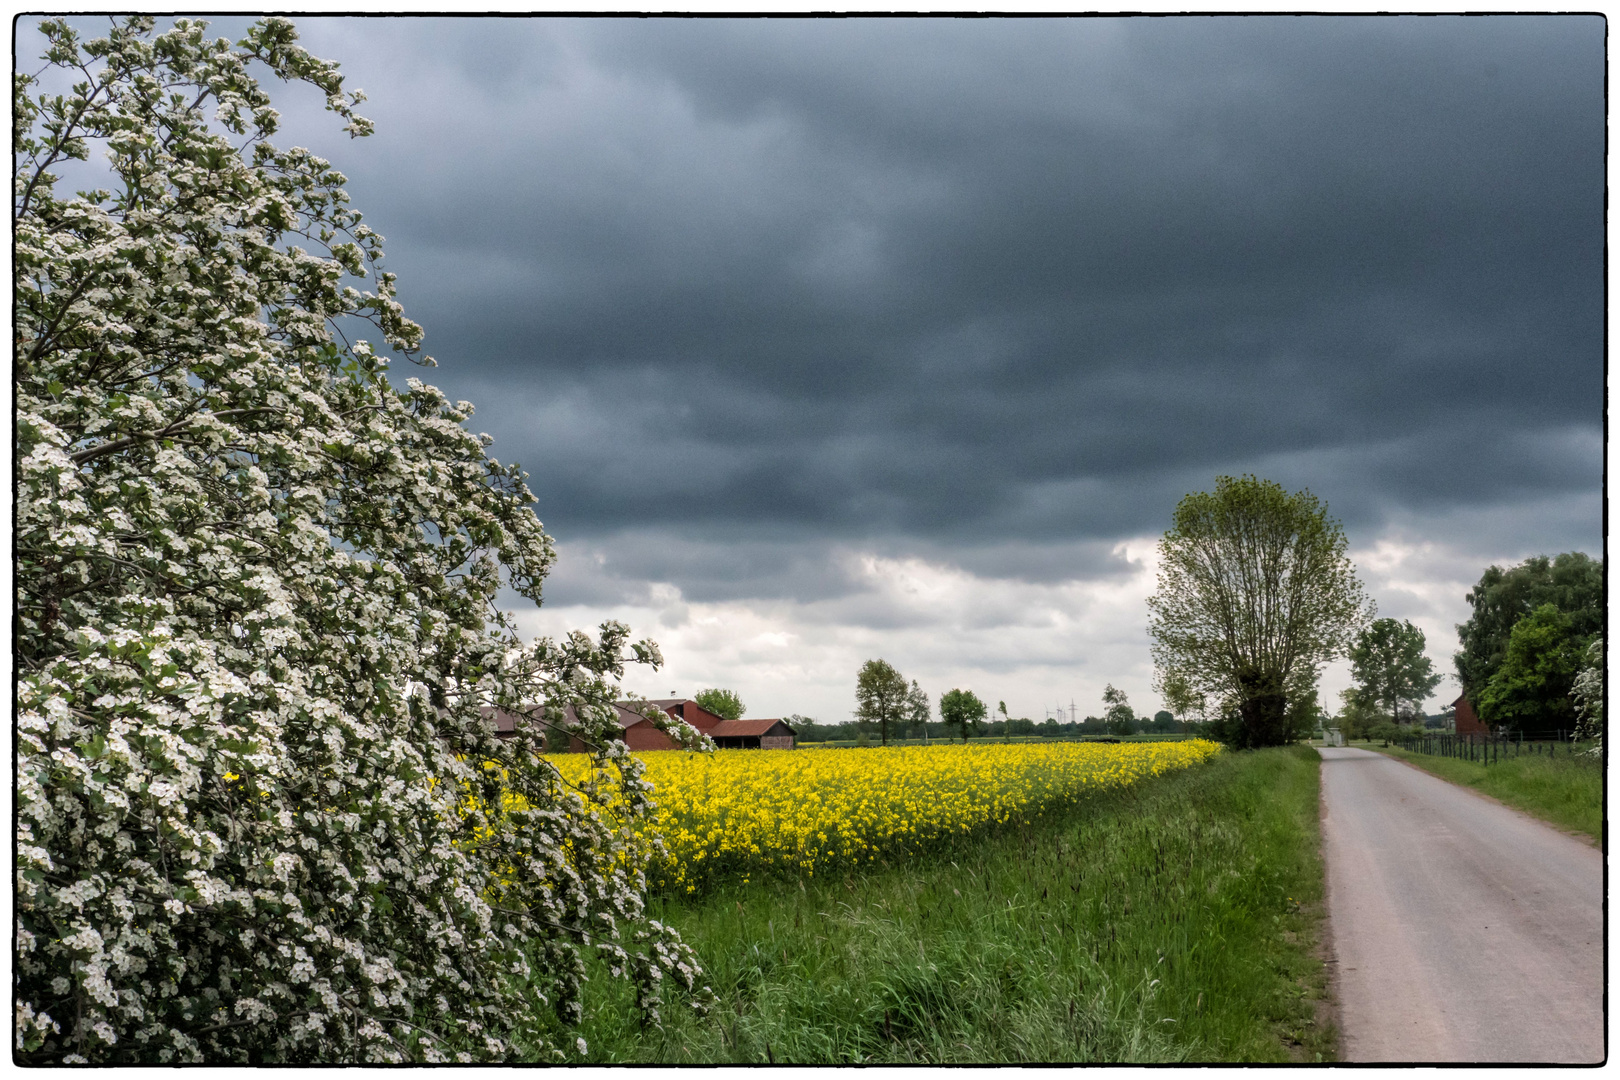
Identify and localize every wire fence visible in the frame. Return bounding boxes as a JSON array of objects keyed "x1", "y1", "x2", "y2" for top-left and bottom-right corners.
[{"x1": 1392, "y1": 731, "x2": 1598, "y2": 766}]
